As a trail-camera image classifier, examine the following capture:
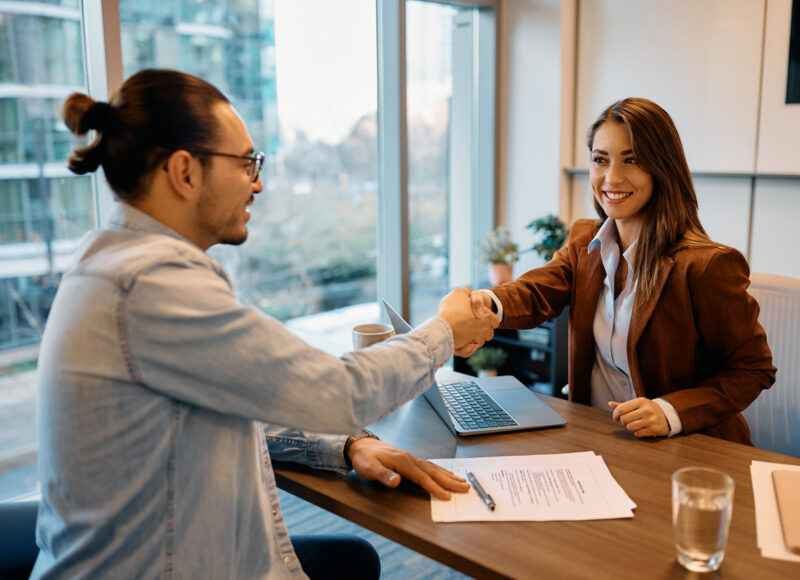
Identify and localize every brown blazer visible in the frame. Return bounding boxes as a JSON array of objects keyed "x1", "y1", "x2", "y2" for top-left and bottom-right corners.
[{"x1": 491, "y1": 219, "x2": 776, "y2": 444}]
